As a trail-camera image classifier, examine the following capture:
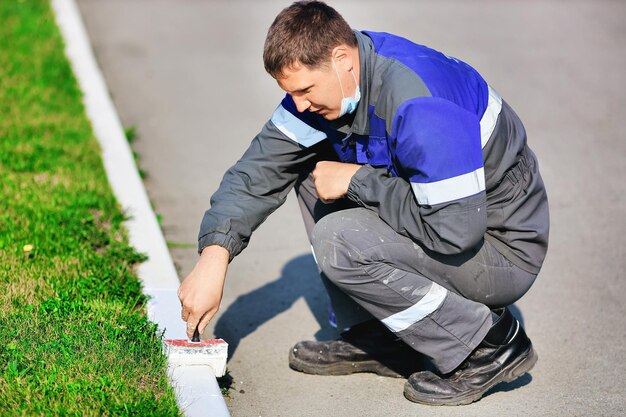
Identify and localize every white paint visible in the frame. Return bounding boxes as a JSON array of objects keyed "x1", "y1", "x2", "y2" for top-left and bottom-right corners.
[
  {"x1": 51, "y1": 1, "x2": 229, "y2": 415},
  {"x1": 168, "y1": 366, "x2": 230, "y2": 416}
]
